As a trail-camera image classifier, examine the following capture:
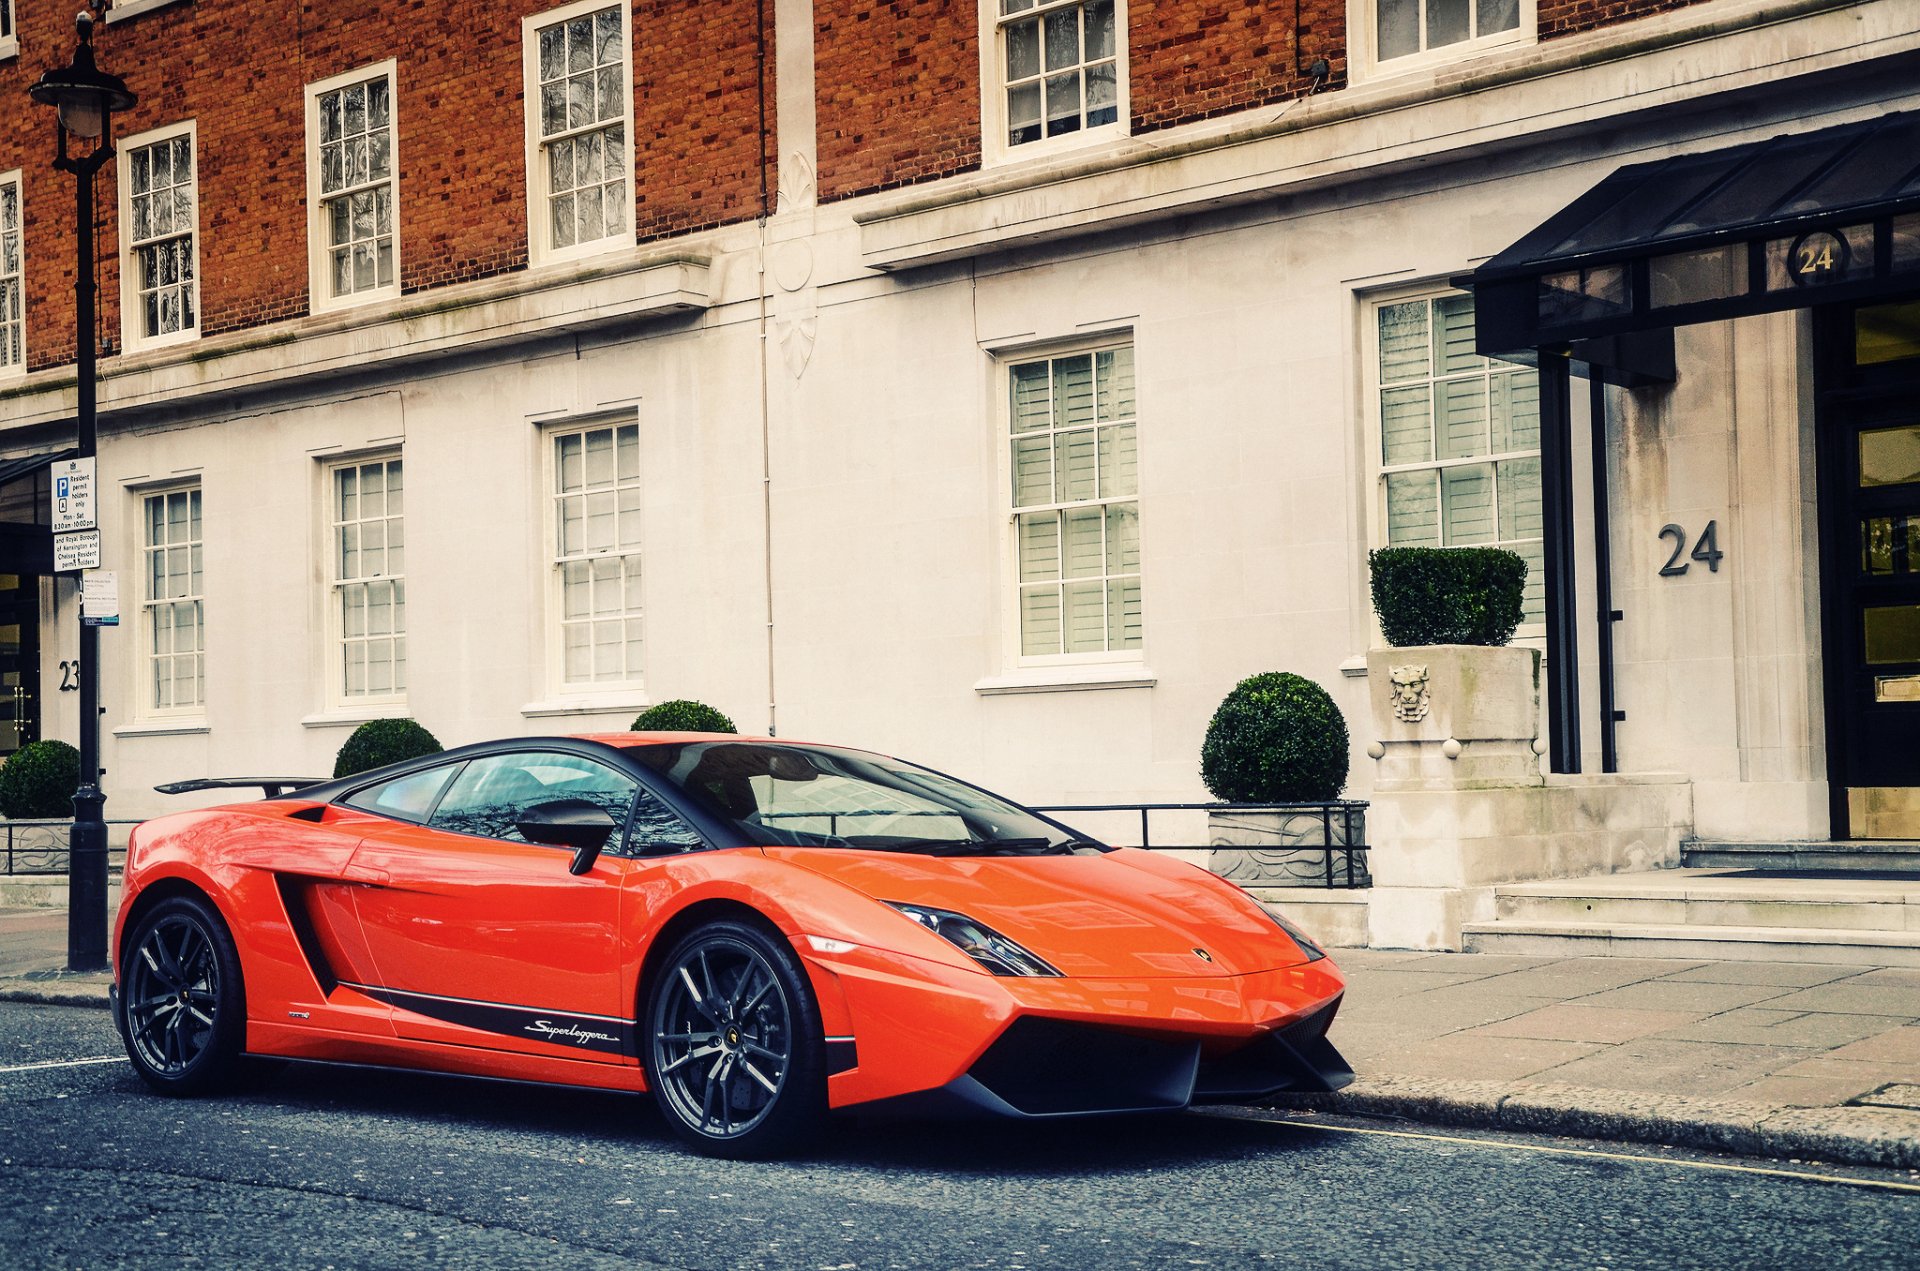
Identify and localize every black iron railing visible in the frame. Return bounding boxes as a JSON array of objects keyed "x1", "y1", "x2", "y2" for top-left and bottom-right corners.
[
  {"x1": 1028, "y1": 801, "x2": 1371, "y2": 889},
  {"x1": 0, "y1": 820, "x2": 140, "y2": 876}
]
